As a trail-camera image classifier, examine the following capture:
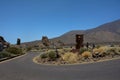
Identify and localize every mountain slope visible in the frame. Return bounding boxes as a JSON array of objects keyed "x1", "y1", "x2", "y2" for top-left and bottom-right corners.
[
  {"x1": 22, "y1": 19, "x2": 120, "y2": 46},
  {"x1": 52, "y1": 19, "x2": 120, "y2": 44},
  {"x1": 52, "y1": 30, "x2": 84, "y2": 44}
]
